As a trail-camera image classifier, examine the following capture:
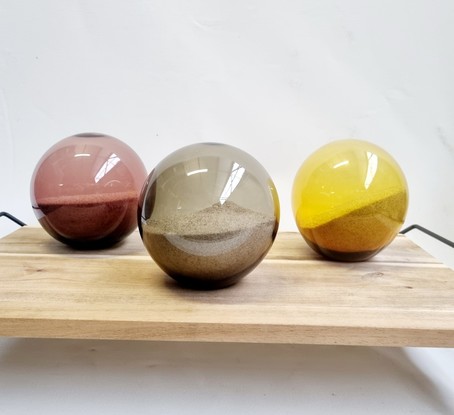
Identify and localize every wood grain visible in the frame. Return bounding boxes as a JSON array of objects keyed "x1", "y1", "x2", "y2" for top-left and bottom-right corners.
[{"x1": 0, "y1": 226, "x2": 453, "y2": 347}]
